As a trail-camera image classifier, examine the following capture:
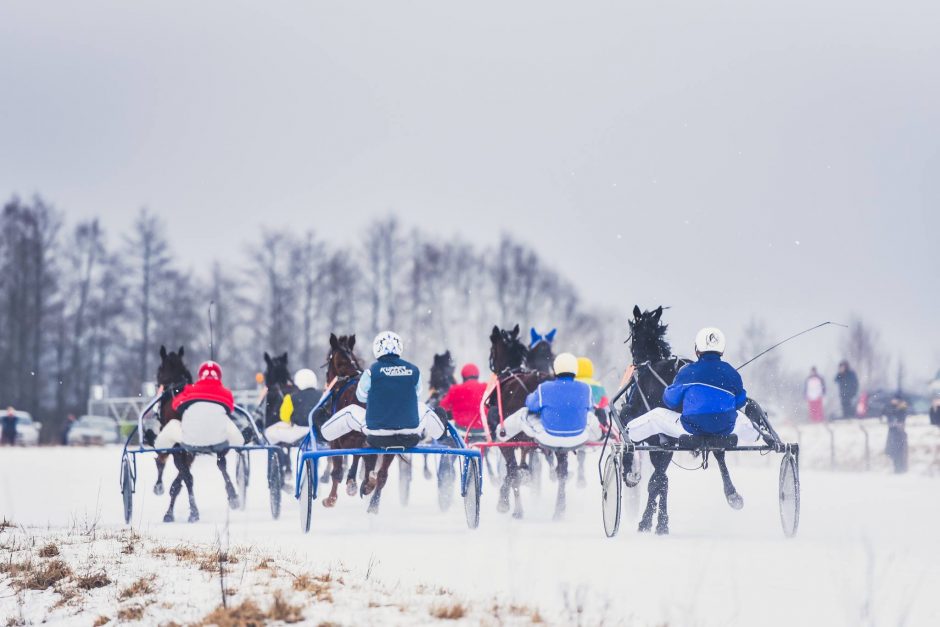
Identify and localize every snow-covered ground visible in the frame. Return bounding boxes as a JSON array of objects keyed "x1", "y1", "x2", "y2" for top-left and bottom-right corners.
[{"x1": 1, "y1": 445, "x2": 938, "y2": 625}]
